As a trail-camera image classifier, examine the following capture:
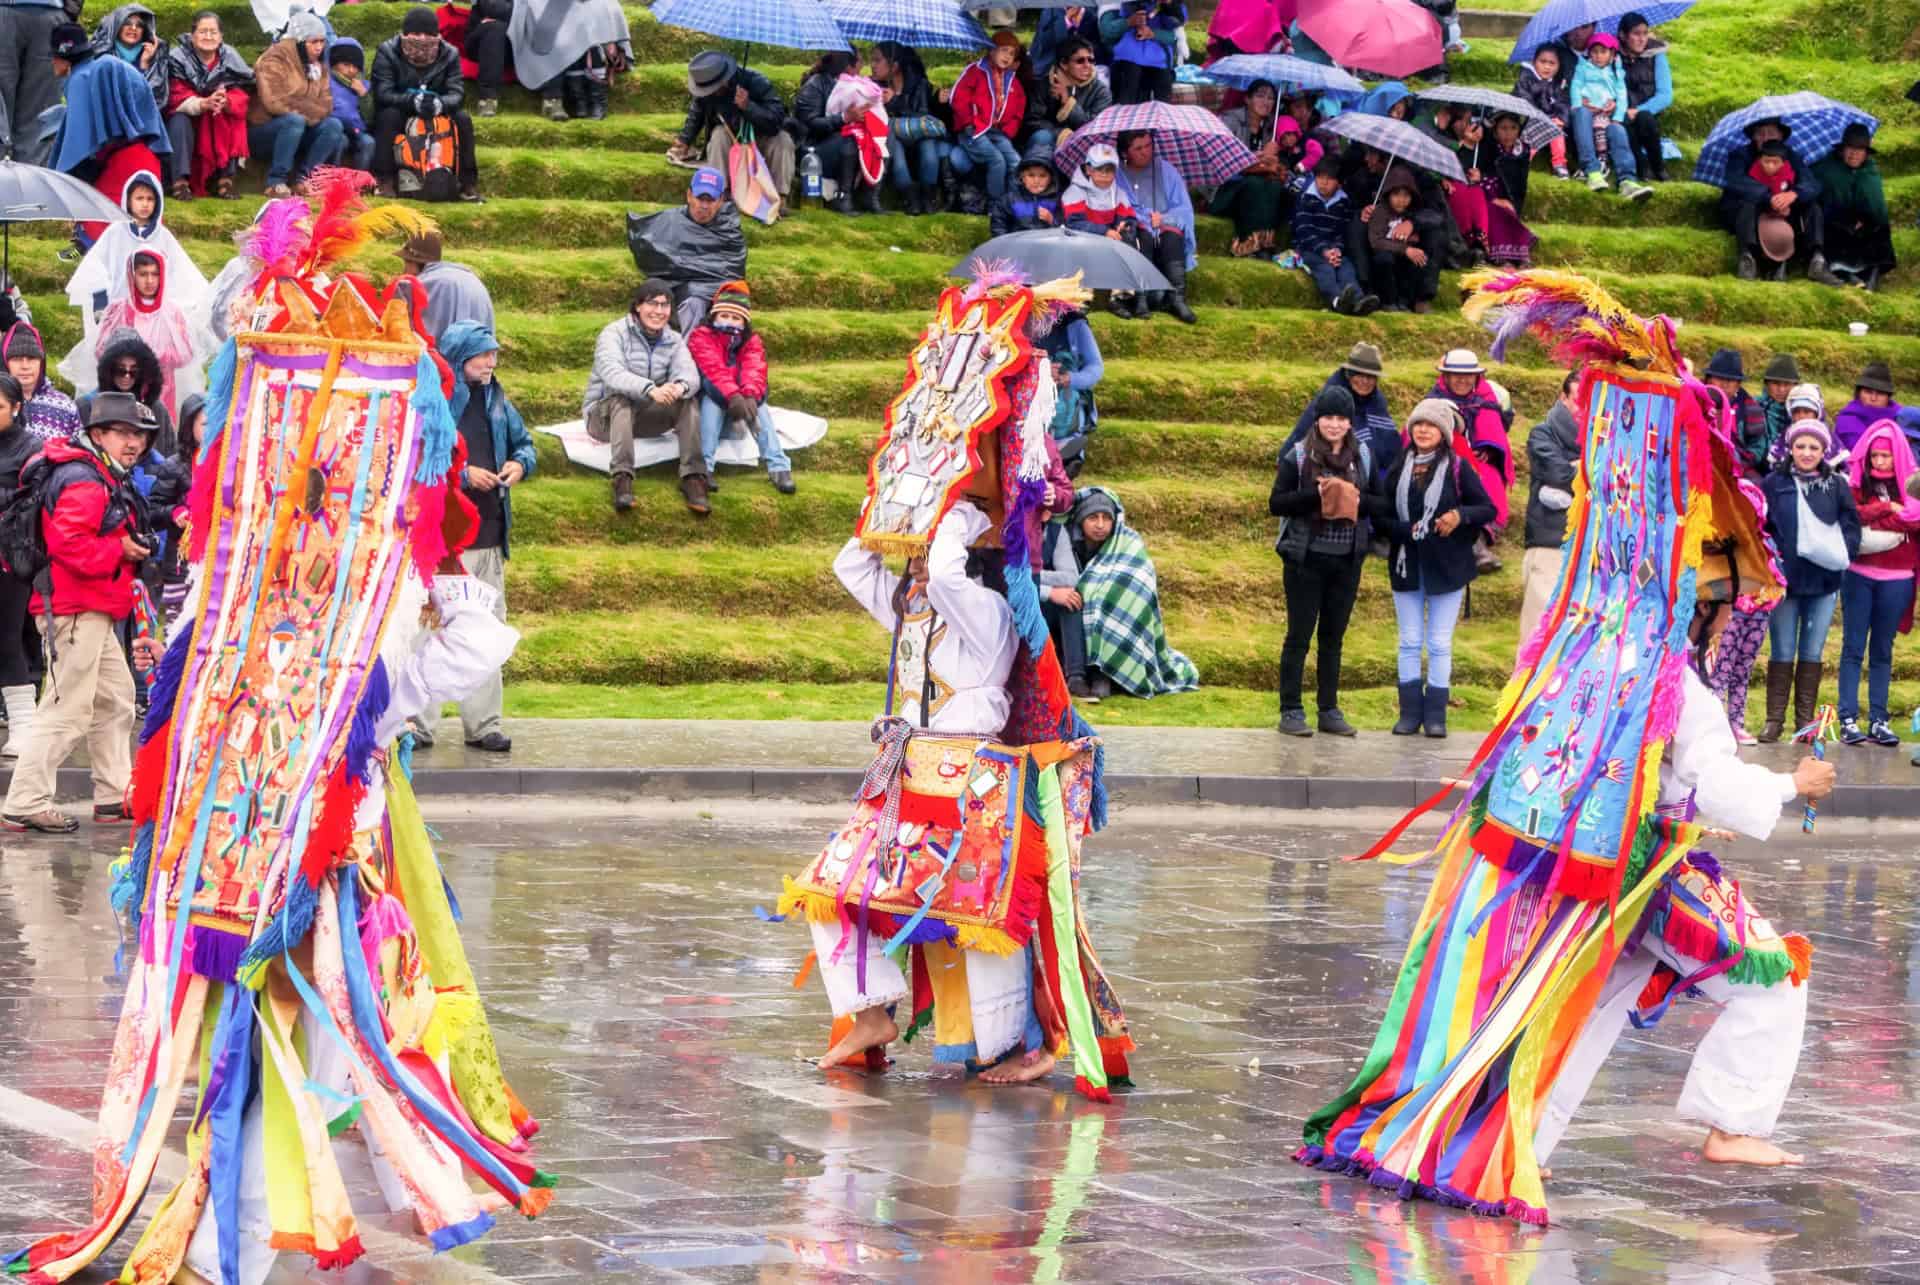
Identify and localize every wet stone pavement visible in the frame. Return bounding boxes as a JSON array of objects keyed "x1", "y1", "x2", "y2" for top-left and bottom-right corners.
[{"x1": 3, "y1": 806, "x2": 1919, "y2": 1283}]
